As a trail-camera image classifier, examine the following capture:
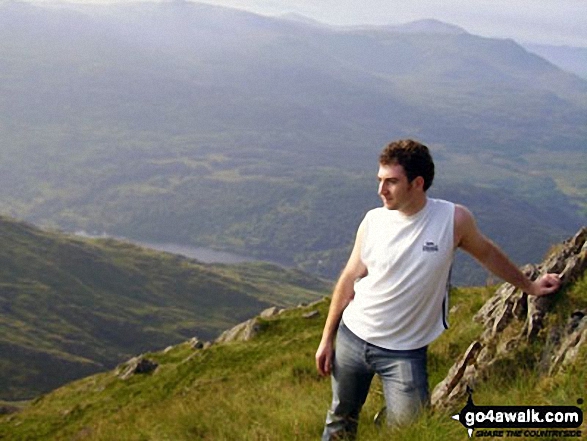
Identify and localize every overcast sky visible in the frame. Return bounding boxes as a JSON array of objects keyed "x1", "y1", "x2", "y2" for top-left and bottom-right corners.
[{"x1": 31, "y1": 0, "x2": 587, "y2": 47}]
